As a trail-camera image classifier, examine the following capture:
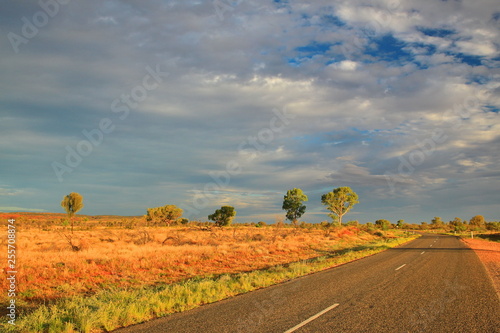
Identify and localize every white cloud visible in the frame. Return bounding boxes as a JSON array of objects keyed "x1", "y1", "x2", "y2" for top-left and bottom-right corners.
[
  {"x1": 95, "y1": 16, "x2": 117, "y2": 25},
  {"x1": 455, "y1": 40, "x2": 497, "y2": 57},
  {"x1": 0, "y1": 187, "x2": 22, "y2": 196},
  {"x1": 0, "y1": 0, "x2": 498, "y2": 222},
  {"x1": 0, "y1": 207, "x2": 46, "y2": 212},
  {"x1": 330, "y1": 60, "x2": 359, "y2": 71}
]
